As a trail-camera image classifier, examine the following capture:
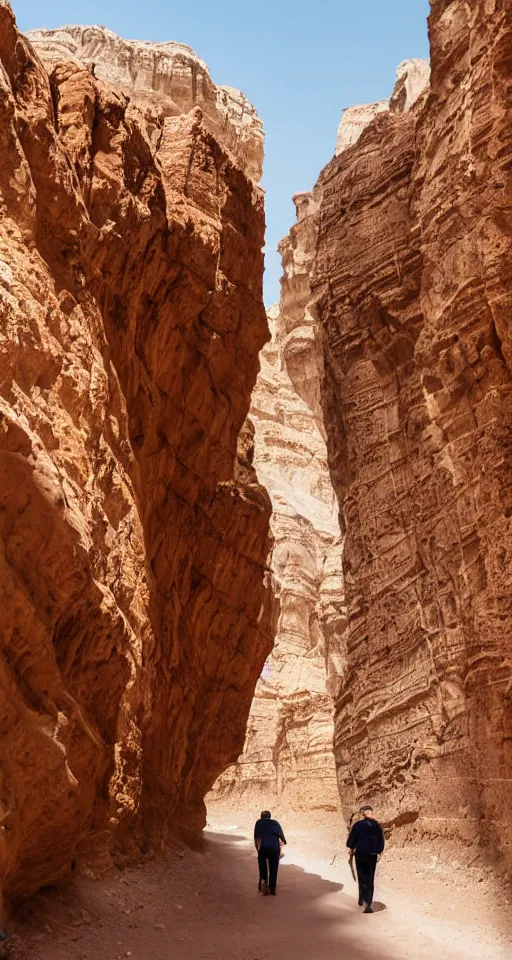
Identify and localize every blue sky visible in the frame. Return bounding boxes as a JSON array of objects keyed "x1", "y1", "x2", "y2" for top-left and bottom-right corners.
[{"x1": 14, "y1": 1, "x2": 430, "y2": 304}]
